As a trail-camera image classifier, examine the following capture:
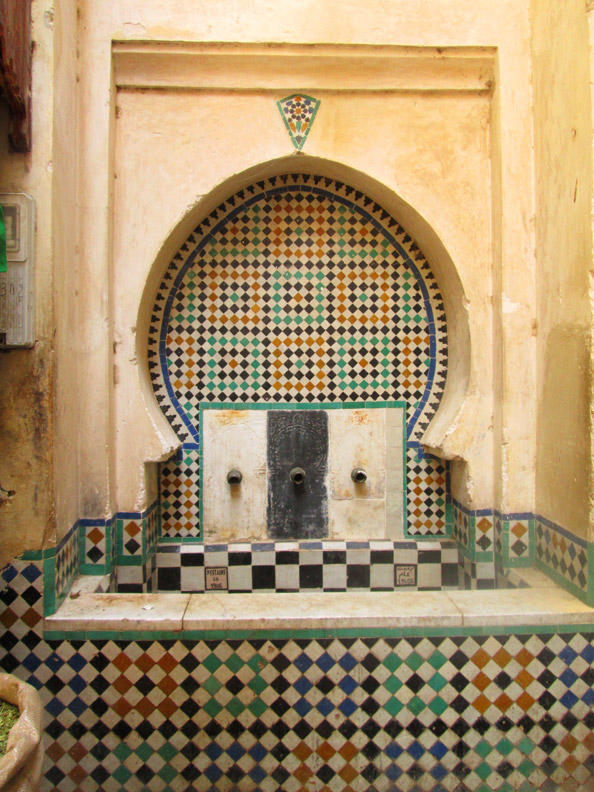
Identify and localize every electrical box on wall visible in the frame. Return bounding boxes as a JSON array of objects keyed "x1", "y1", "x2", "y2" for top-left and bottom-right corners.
[{"x1": 0, "y1": 193, "x2": 35, "y2": 348}]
